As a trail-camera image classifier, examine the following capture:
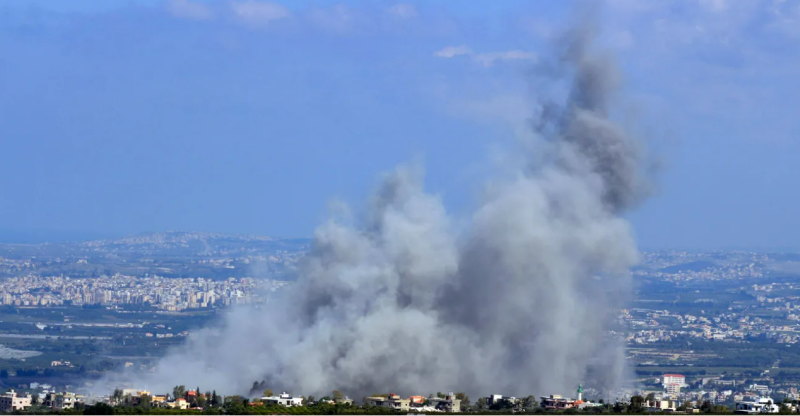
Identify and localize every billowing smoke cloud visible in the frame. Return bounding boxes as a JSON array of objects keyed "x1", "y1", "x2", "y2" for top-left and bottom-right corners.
[{"x1": 101, "y1": 21, "x2": 651, "y2": 400}]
